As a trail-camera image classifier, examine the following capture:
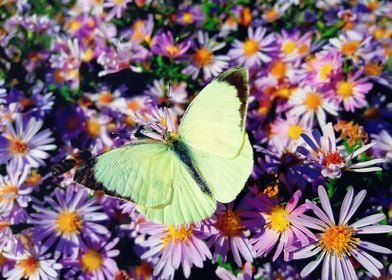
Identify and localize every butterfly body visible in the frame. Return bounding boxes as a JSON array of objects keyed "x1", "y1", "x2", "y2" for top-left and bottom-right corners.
[{"x1": 75, "y1": 67, "x2": 253, "y2": 225}]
